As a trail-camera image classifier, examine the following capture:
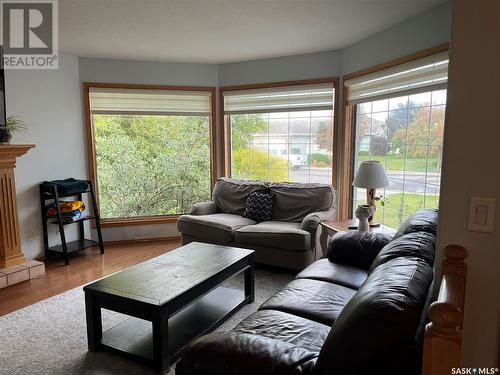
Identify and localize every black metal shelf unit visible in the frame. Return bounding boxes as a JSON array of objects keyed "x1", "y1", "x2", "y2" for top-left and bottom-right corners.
[{"x1": 39, "y1": 179, "x2": 104, "y2": 265}]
